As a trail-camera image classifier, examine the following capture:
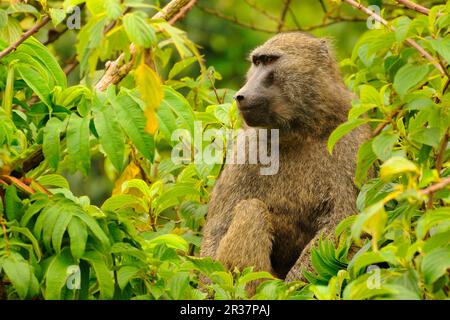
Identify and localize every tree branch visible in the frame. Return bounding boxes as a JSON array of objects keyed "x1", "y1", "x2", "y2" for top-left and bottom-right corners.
[
  {"x1": 0, "y1": 15, "x2": 51, "y2": 60},
  {"x1": 420, "y1": 176, "x2": 450, "y2": 196},
  {"x1": 168, "y1": 0, "x2": 197, "y2": 25},
  {"x1": 343, "y1": 0, "x2": 445, "y2": 76},
  {"x1": 153, "y1": 0, "x2": 194, "y2": 21},
  {"x1": 95, "y1": 0, "x2": 194, "y2": 92},
  {"x1": 395, "y1": 0, "x2": 435, "y2": 16}
]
